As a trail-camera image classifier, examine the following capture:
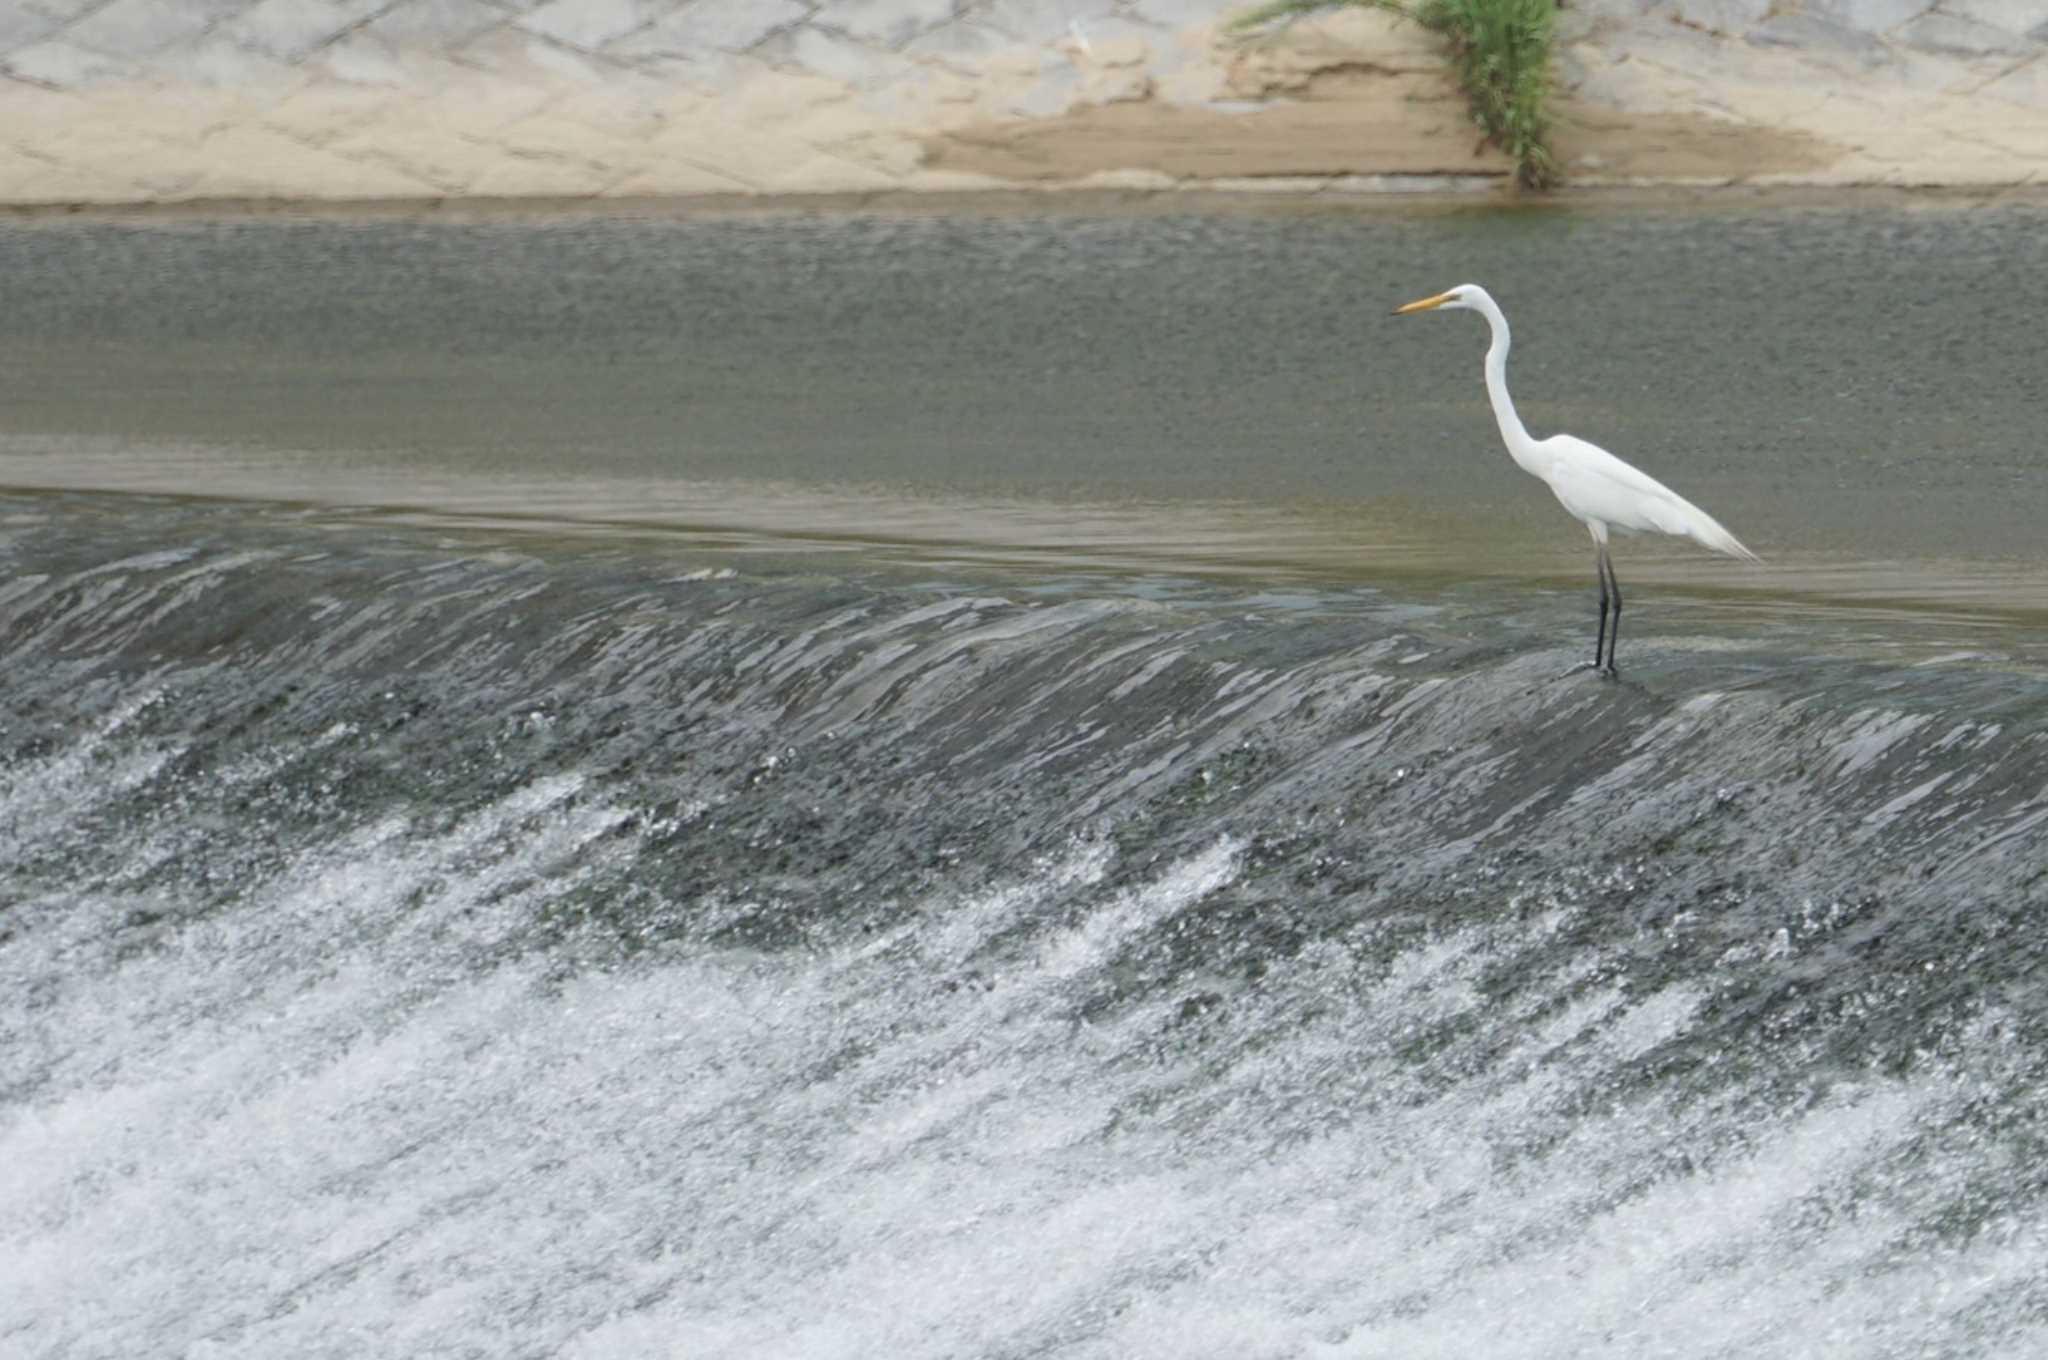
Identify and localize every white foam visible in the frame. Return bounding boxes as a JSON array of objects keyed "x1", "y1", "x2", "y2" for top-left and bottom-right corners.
[
  {"x1": 1829, "y1": 709, "x2": 1932, "y2": 778},
  {"x1": 1863, "y1": 771, "x2": 1954, "y2": 825},
  {"x1": 2, "y1": 796, "x2": 2038, "y2": 1359}
]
